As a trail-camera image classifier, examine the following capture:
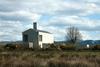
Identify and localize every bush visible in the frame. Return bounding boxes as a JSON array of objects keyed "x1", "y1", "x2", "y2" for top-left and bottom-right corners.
[
  {"x1": 60, "y1": 45, "x2": 75, "y2": 50},
  {"x1": 49, "y1": 44, "x2": 57, "y2": 49},
  {"x1": 4, "y1": 43, "x2": 24, "y2": 50},
  {"x1": 92, "y1": 45, "x2": 100, "y2": 50},
  {"x1": 41, "y1": 44, "x2": 58, "y2": 51},
  {"x1": 4, "y1": 44, "x2": 16, "y2": 49}
]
